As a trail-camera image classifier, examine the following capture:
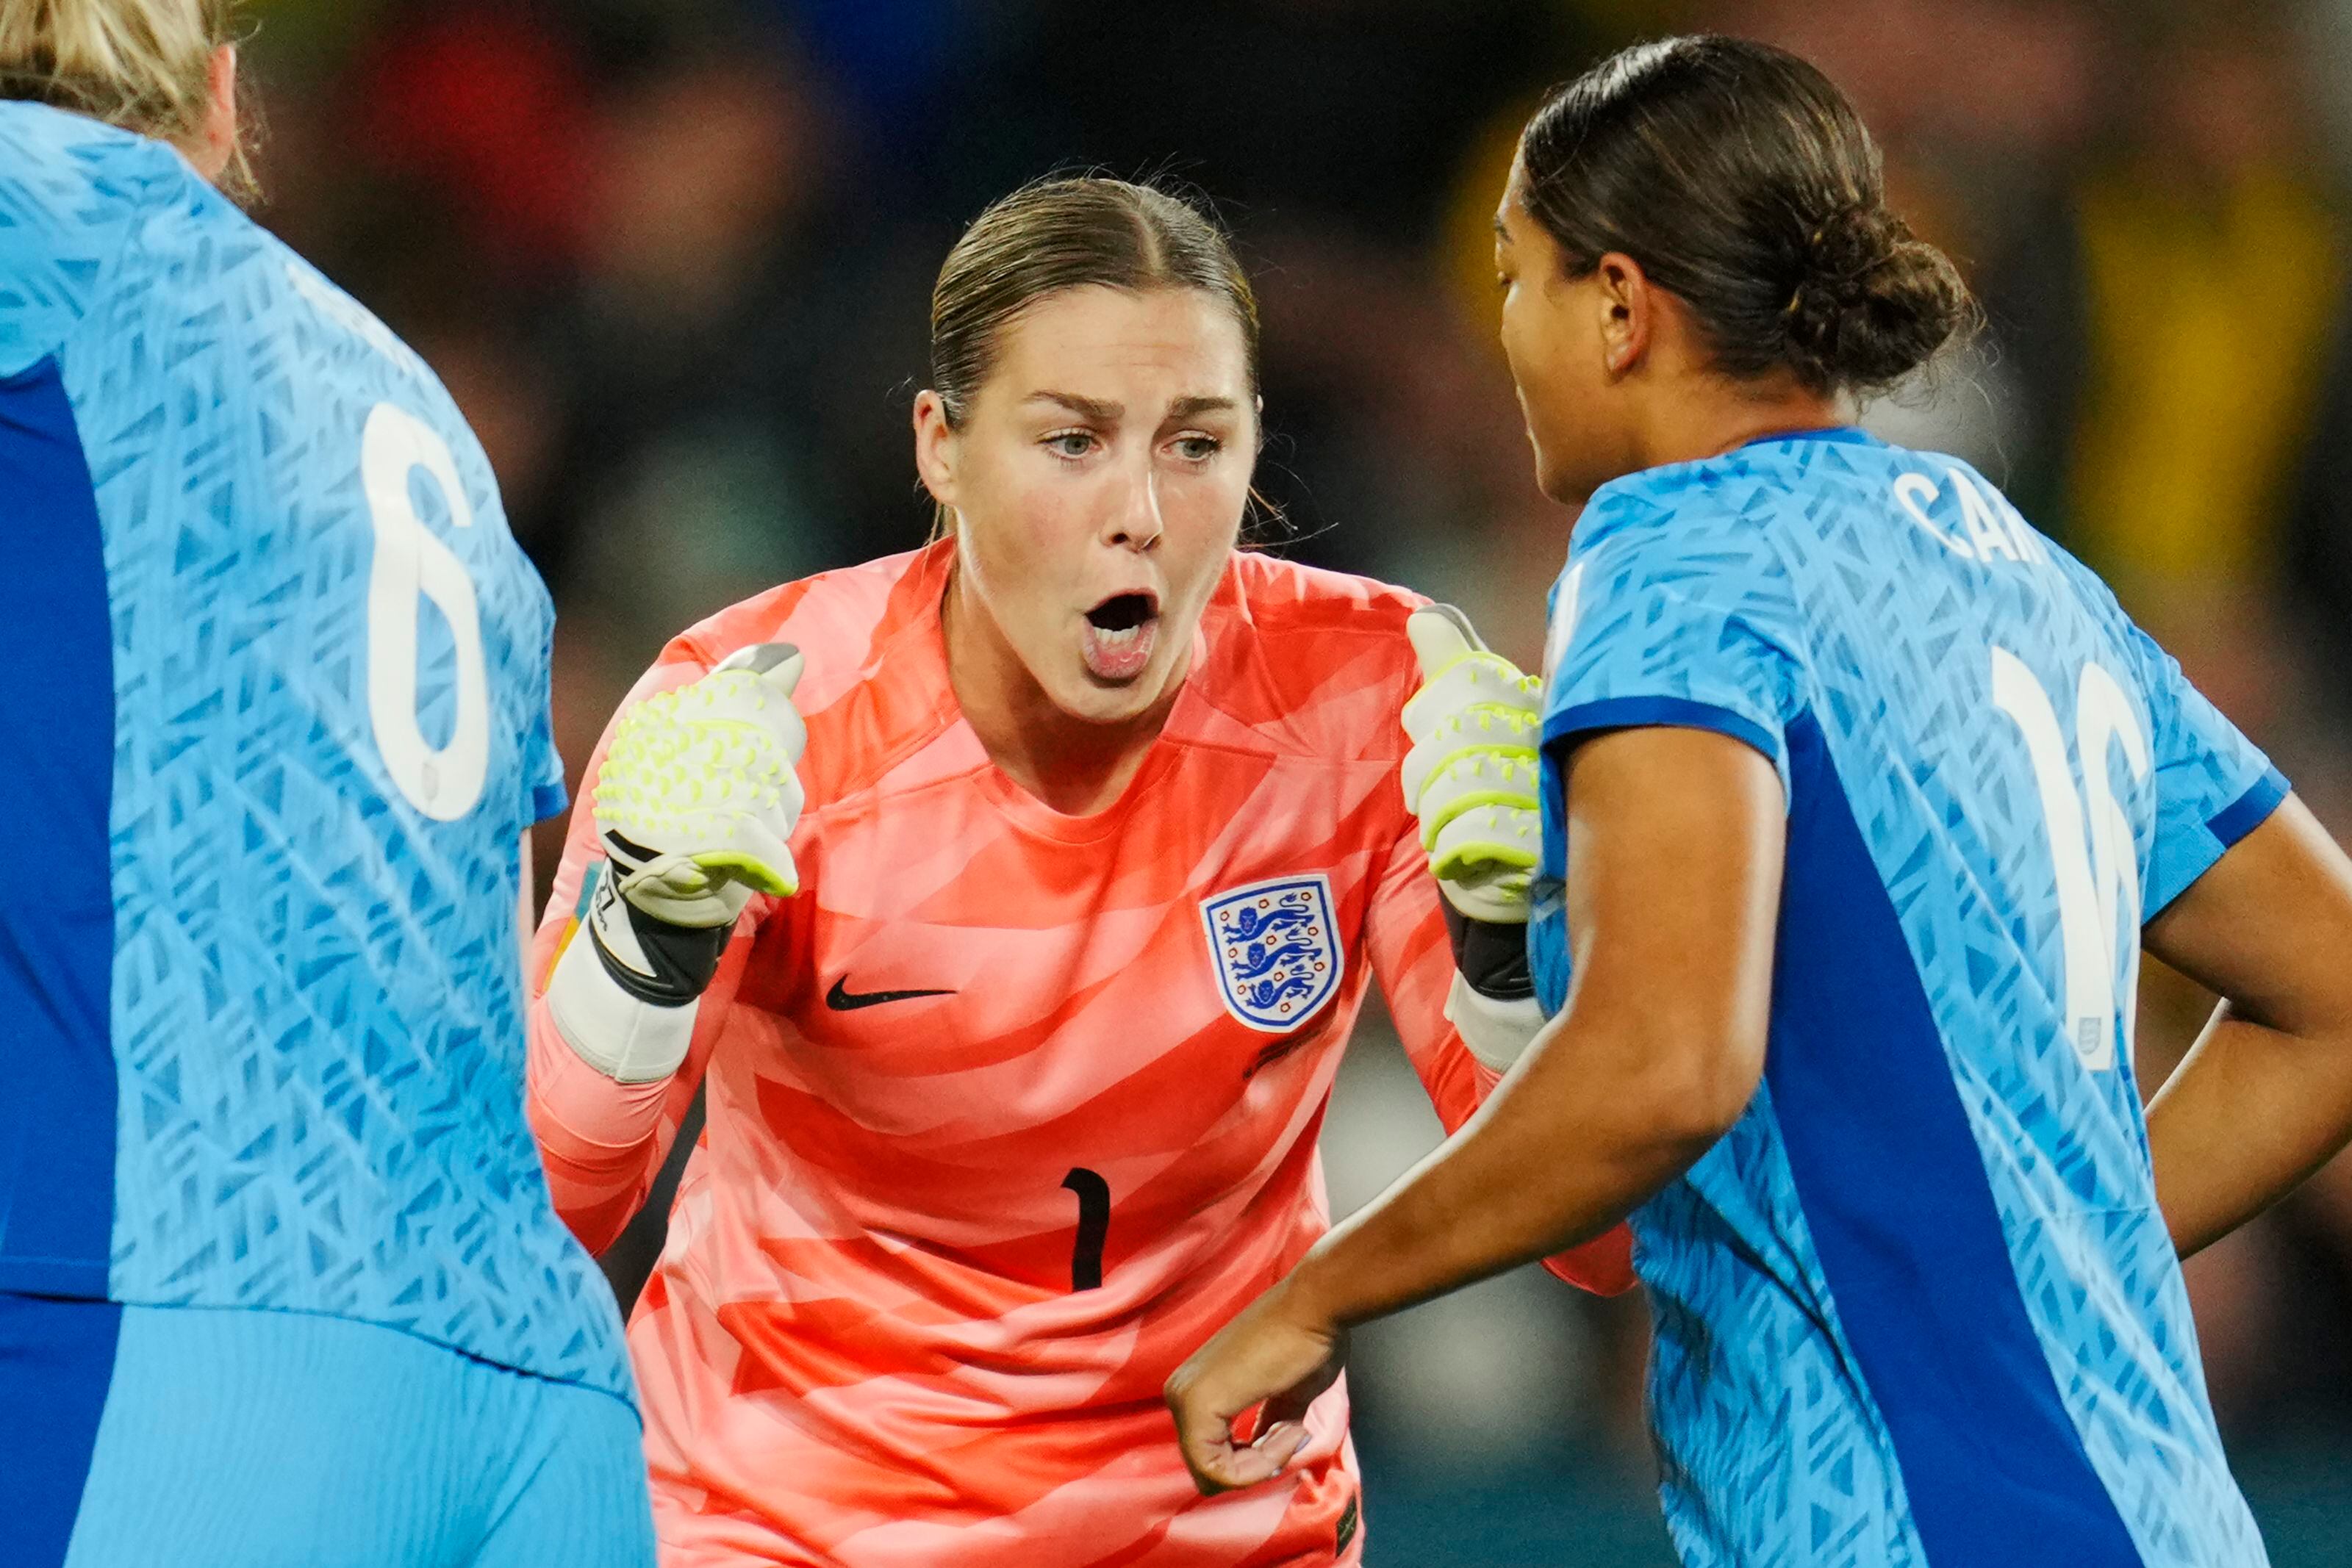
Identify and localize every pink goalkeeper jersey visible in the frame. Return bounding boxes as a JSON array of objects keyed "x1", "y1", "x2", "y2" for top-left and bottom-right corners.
[{"x1": 526, "y1": 541, "x2": 1633, "y2": 1567}]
